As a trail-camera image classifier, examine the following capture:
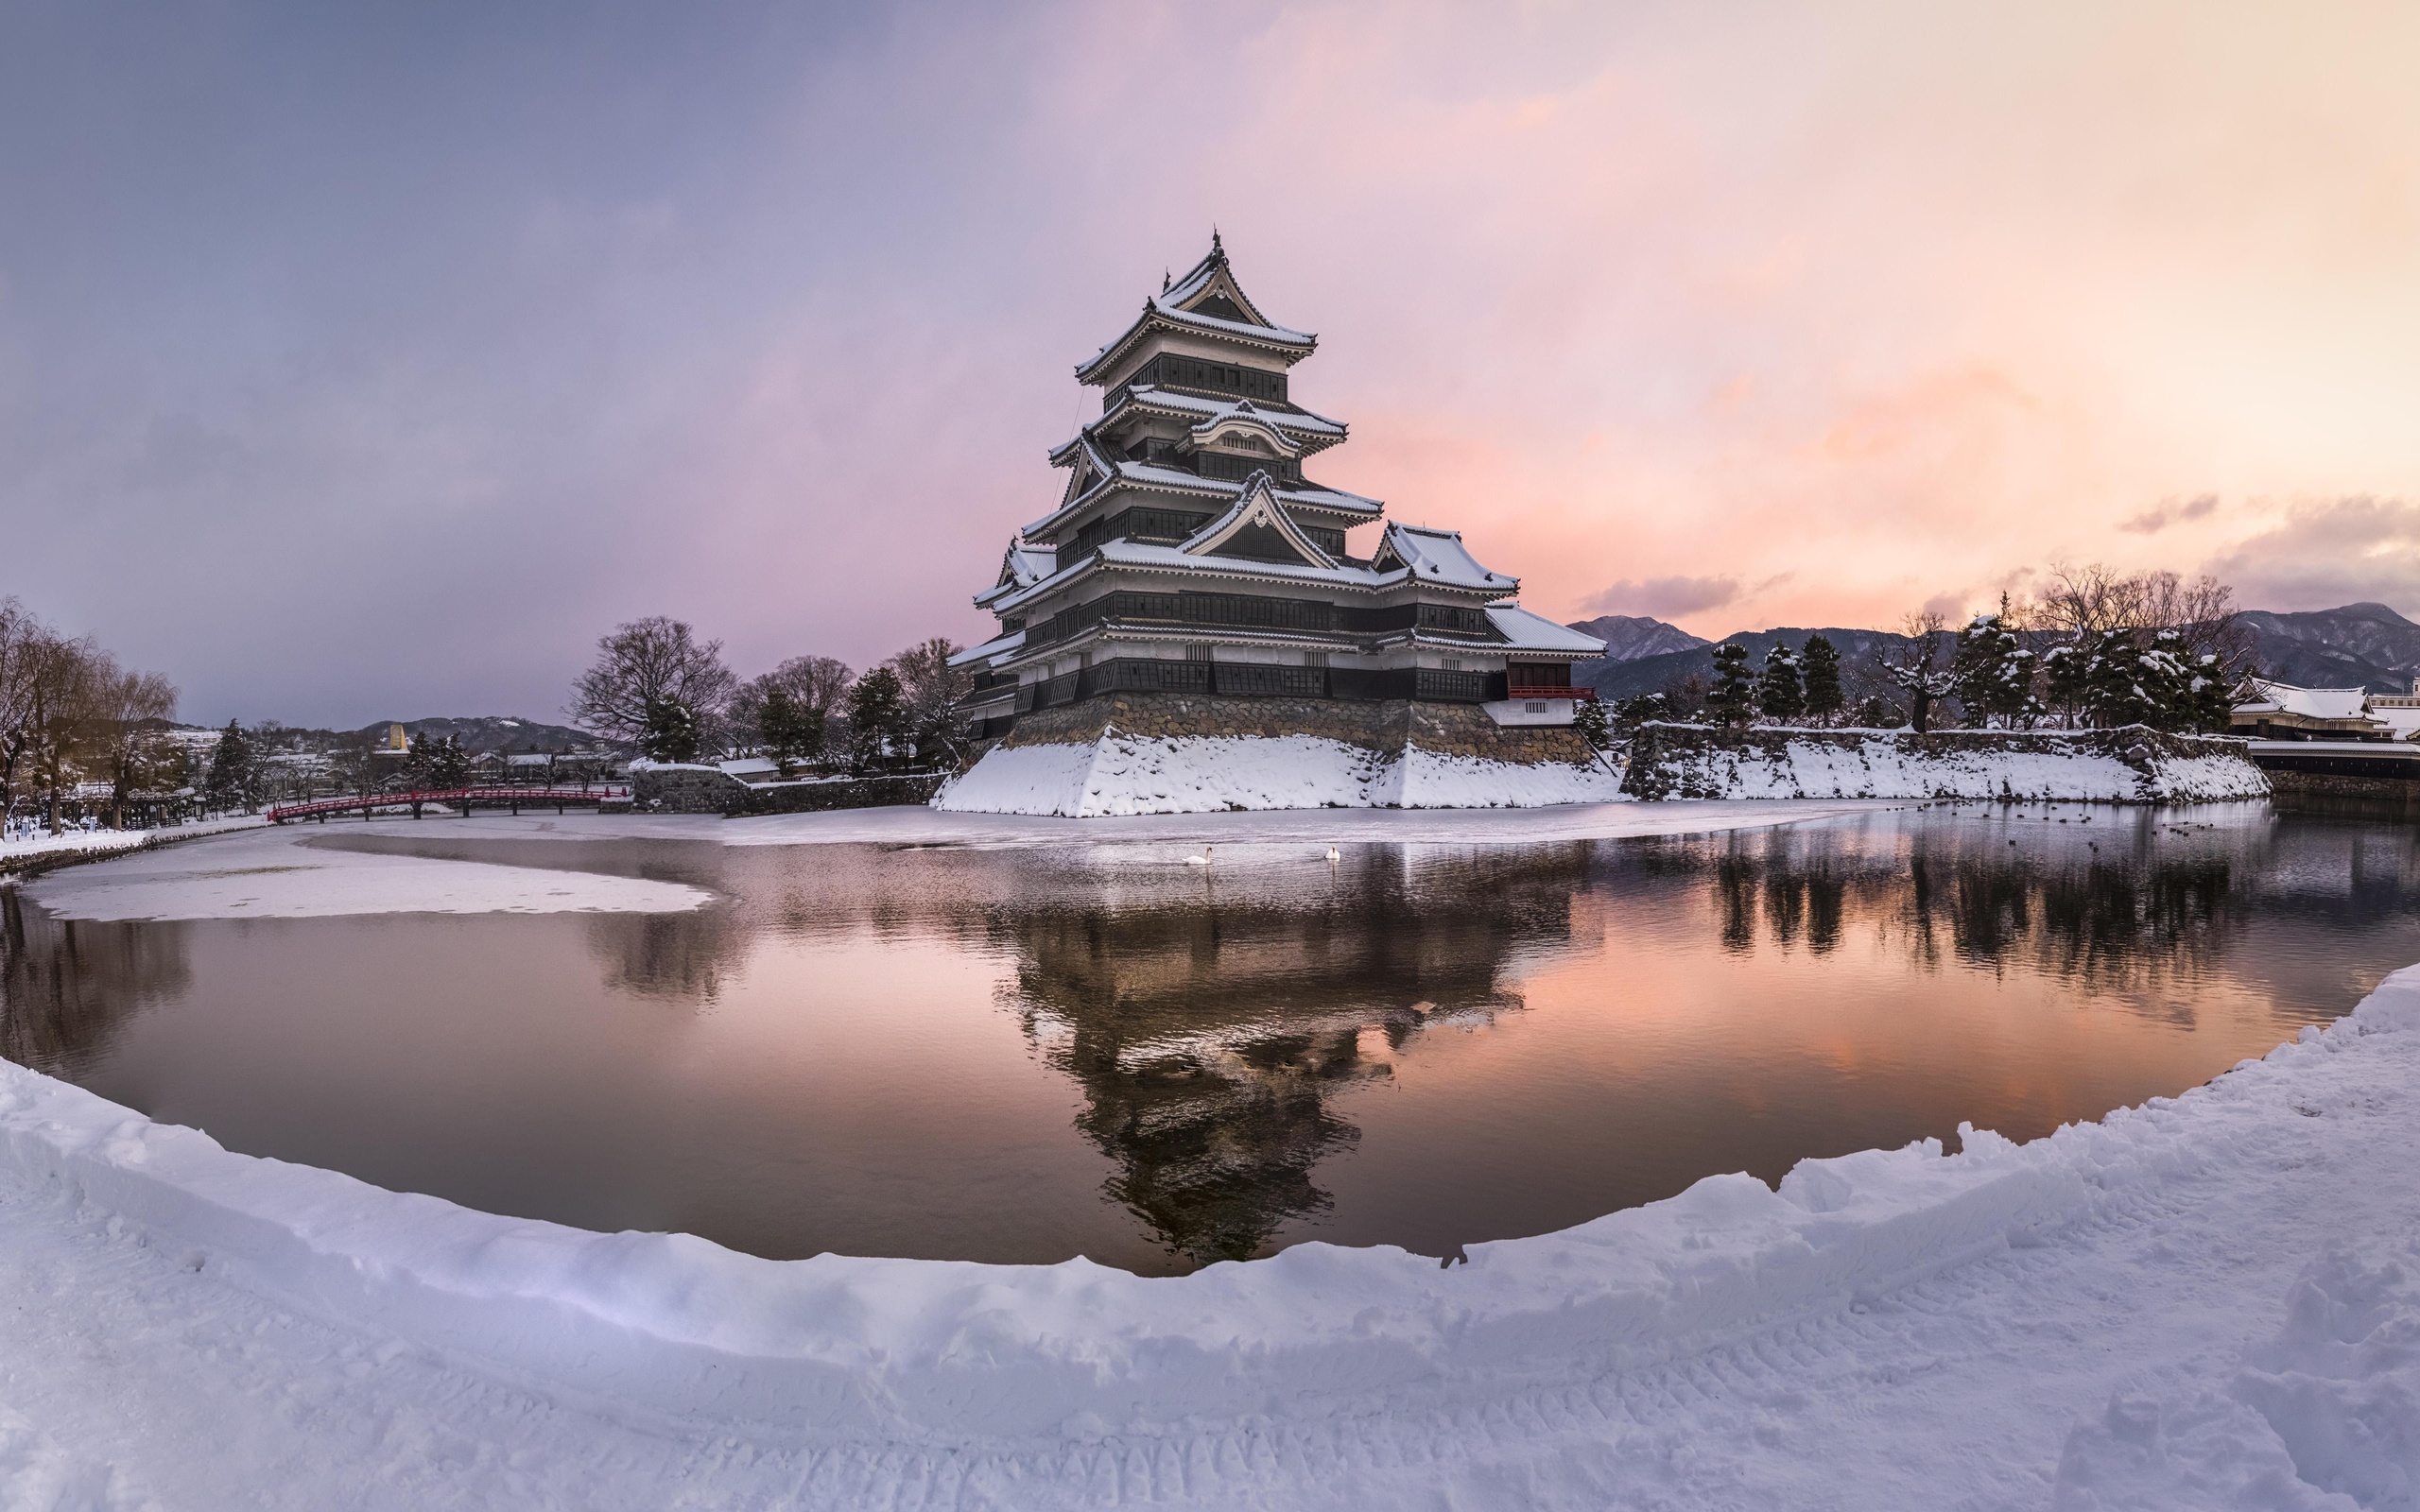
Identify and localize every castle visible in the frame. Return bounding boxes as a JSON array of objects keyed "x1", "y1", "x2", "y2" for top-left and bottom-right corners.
[{"x1": 938, "y1": 239, "x2": 1620, "y2": 816}]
